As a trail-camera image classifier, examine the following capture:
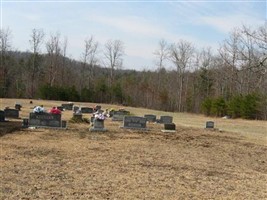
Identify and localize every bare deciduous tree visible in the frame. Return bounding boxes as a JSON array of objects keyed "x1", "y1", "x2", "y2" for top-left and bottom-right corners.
[{"x1": 103, "y1": 39, "x2": 124, "y2": 86}]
